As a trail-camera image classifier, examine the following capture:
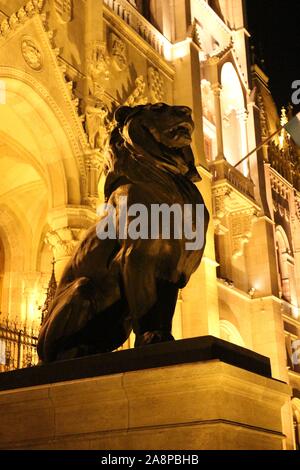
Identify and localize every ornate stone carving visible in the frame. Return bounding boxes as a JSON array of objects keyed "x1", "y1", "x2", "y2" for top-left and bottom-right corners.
[
  {"x1": 148, "y1": 67, "x2": 164, "y2": 103},
  {"x1": 230, "y1": 210, "x2": 258, "y2": 259},
  {"x1": 86, "y1": 42, "x2": 110, "y2": 100},
  {"x1": 21, "y1": 37, "x2": 43, "y2": 71},
  {"x1": 85, "y1": 100, "x2": 112, "y2": 150},
  {"x1": 109, "y1": 33, "x2": 127, "y2": 71},
  {"x1": 257, "y1": 92, "x2": 269, "y2": 141},
  {"x1": 295, "y1": 196, "x2": 300, "y2": 221},
  {"x1": 84, "y1": 42, "x2": 112, "y2": 152},
  {"x1": 124, "y1": 76, "x2": 147, "y2": 106},
  {"x1": 0, "y1": 1, "x2": 44, "y2": 39},
  {"x1": 45, "y1": 228, "x2": 84, "y2": 260},
  {"x1": 191, "y1": 20, "x2": 202, "y2": 50},
  {"x1": 212, "y1": 187, "x2": 232, "y2": 235},
  {"x1": 103, "y1": 0, "x2": 166, "y2": 57},
  {"x1": 54, "y1": 0, "x2": 73, "y2": 22}
]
